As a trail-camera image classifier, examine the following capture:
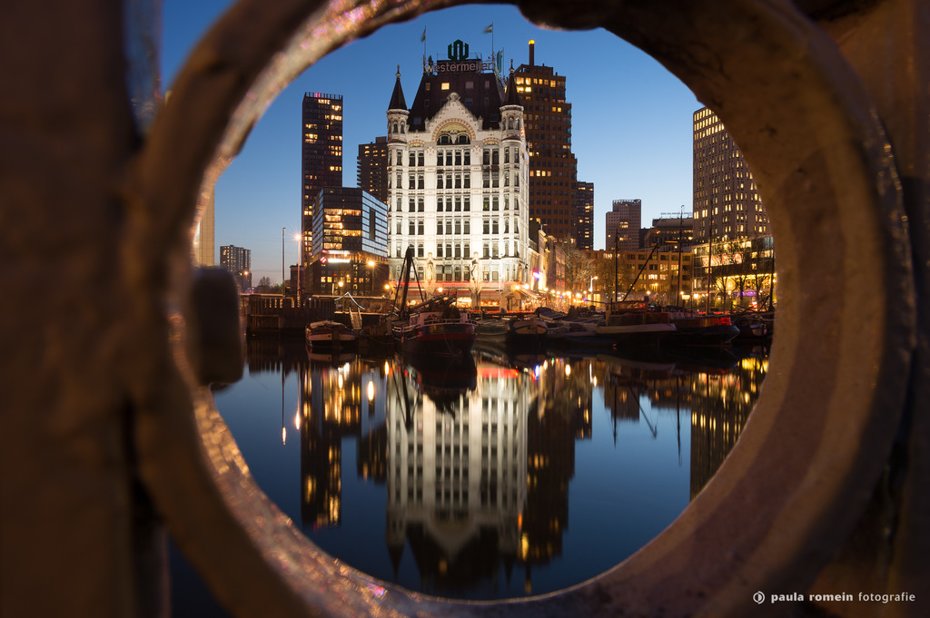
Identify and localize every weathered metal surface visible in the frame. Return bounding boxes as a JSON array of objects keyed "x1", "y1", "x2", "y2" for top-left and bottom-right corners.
[
  {"x1": 1, "y1": 0, "x2": 926, "y2": 616},
  {"x1": 188, "y1": 267, "x2": 244, "y2": 385},
  {"x1": 0, "y1": 0, "x2": 144, "y2": 616}
]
